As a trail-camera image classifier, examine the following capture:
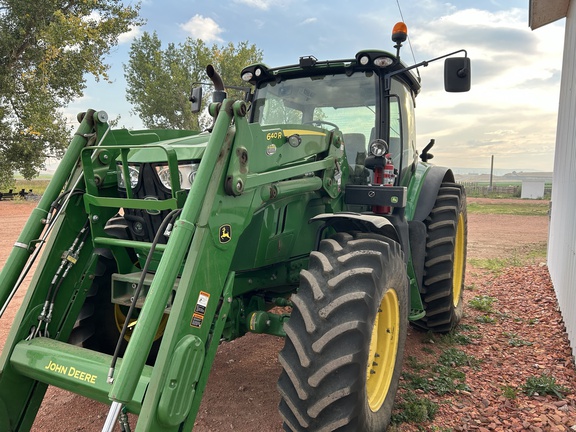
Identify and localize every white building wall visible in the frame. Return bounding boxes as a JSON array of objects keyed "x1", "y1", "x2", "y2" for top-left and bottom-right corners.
[{"x1": 548, "y1": 0, "x2": 576, "y2": 360}]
